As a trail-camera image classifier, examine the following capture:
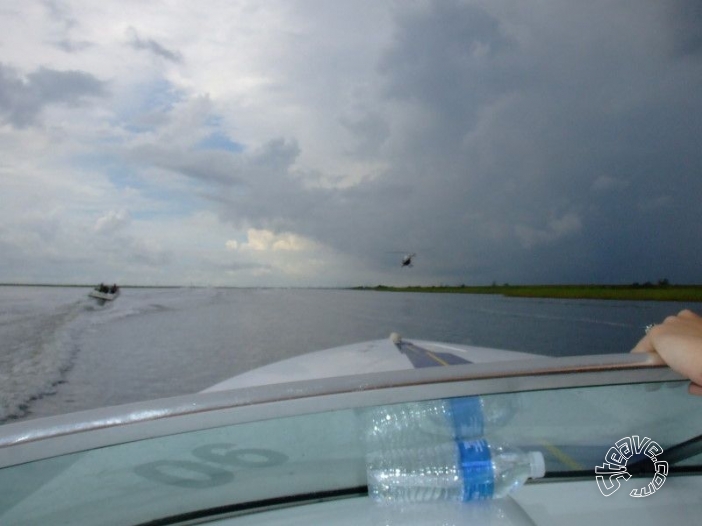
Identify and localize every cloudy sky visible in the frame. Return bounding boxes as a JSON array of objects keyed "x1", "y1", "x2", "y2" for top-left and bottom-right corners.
[{"x1": 1, "y1": 0, "x2": 701, "y2": 287}]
